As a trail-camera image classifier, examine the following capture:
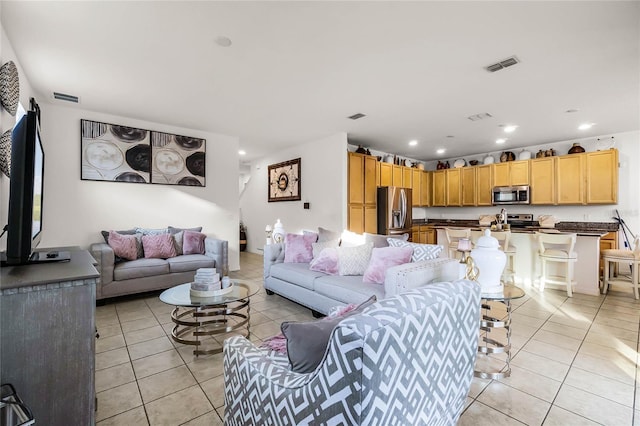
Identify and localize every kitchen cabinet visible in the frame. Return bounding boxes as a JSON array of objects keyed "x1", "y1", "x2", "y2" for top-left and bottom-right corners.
[
  {"x1": 446, "y1": 168, "x2": 462, "y2": 206},
  {"x1": 412, "y1": 169, "x2": 422, "y2": 206},
  {"x1": 461, "y1": 167, "x2": 476, "y2": 206},
  {"x1": 586, "y1": 149, "x2": 618, "y2": 204},
  {"x1": 380, "y1": 162, "x2": 392, "y2": 187},
  {"x1": 418, "y1": 225, "x2": 437, "y2": 245},
  {"x1": 403, "y1": 167, "x2": 413, "y2": 189},
  {"x1": 556, "y1": 154, "x2": 585, "y2": 204},
  {"x1": 392, "y1": 165, "x2": 403, "y2": 187},
  {"x1": 476, "y1": 165, "x2": 493, "y2": 206},
  {"x1": 411, "y1": 226, "x2": 419, "y2": 243},
  {"x1": 347, "y1": 152, "x2": 377, "y2": 233},
  {"x1": 432, "y1": 170, "x2": 446, "y2": 207},
  {"x1": 420, "y1": 171, "x2": 431, "y2": 206},
  {"x1": 492, "y1": 161, "x2": 529, "y2": 186},
  {"x1": 530, "y1": 157, "x2": 556, "y2": 205}
]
